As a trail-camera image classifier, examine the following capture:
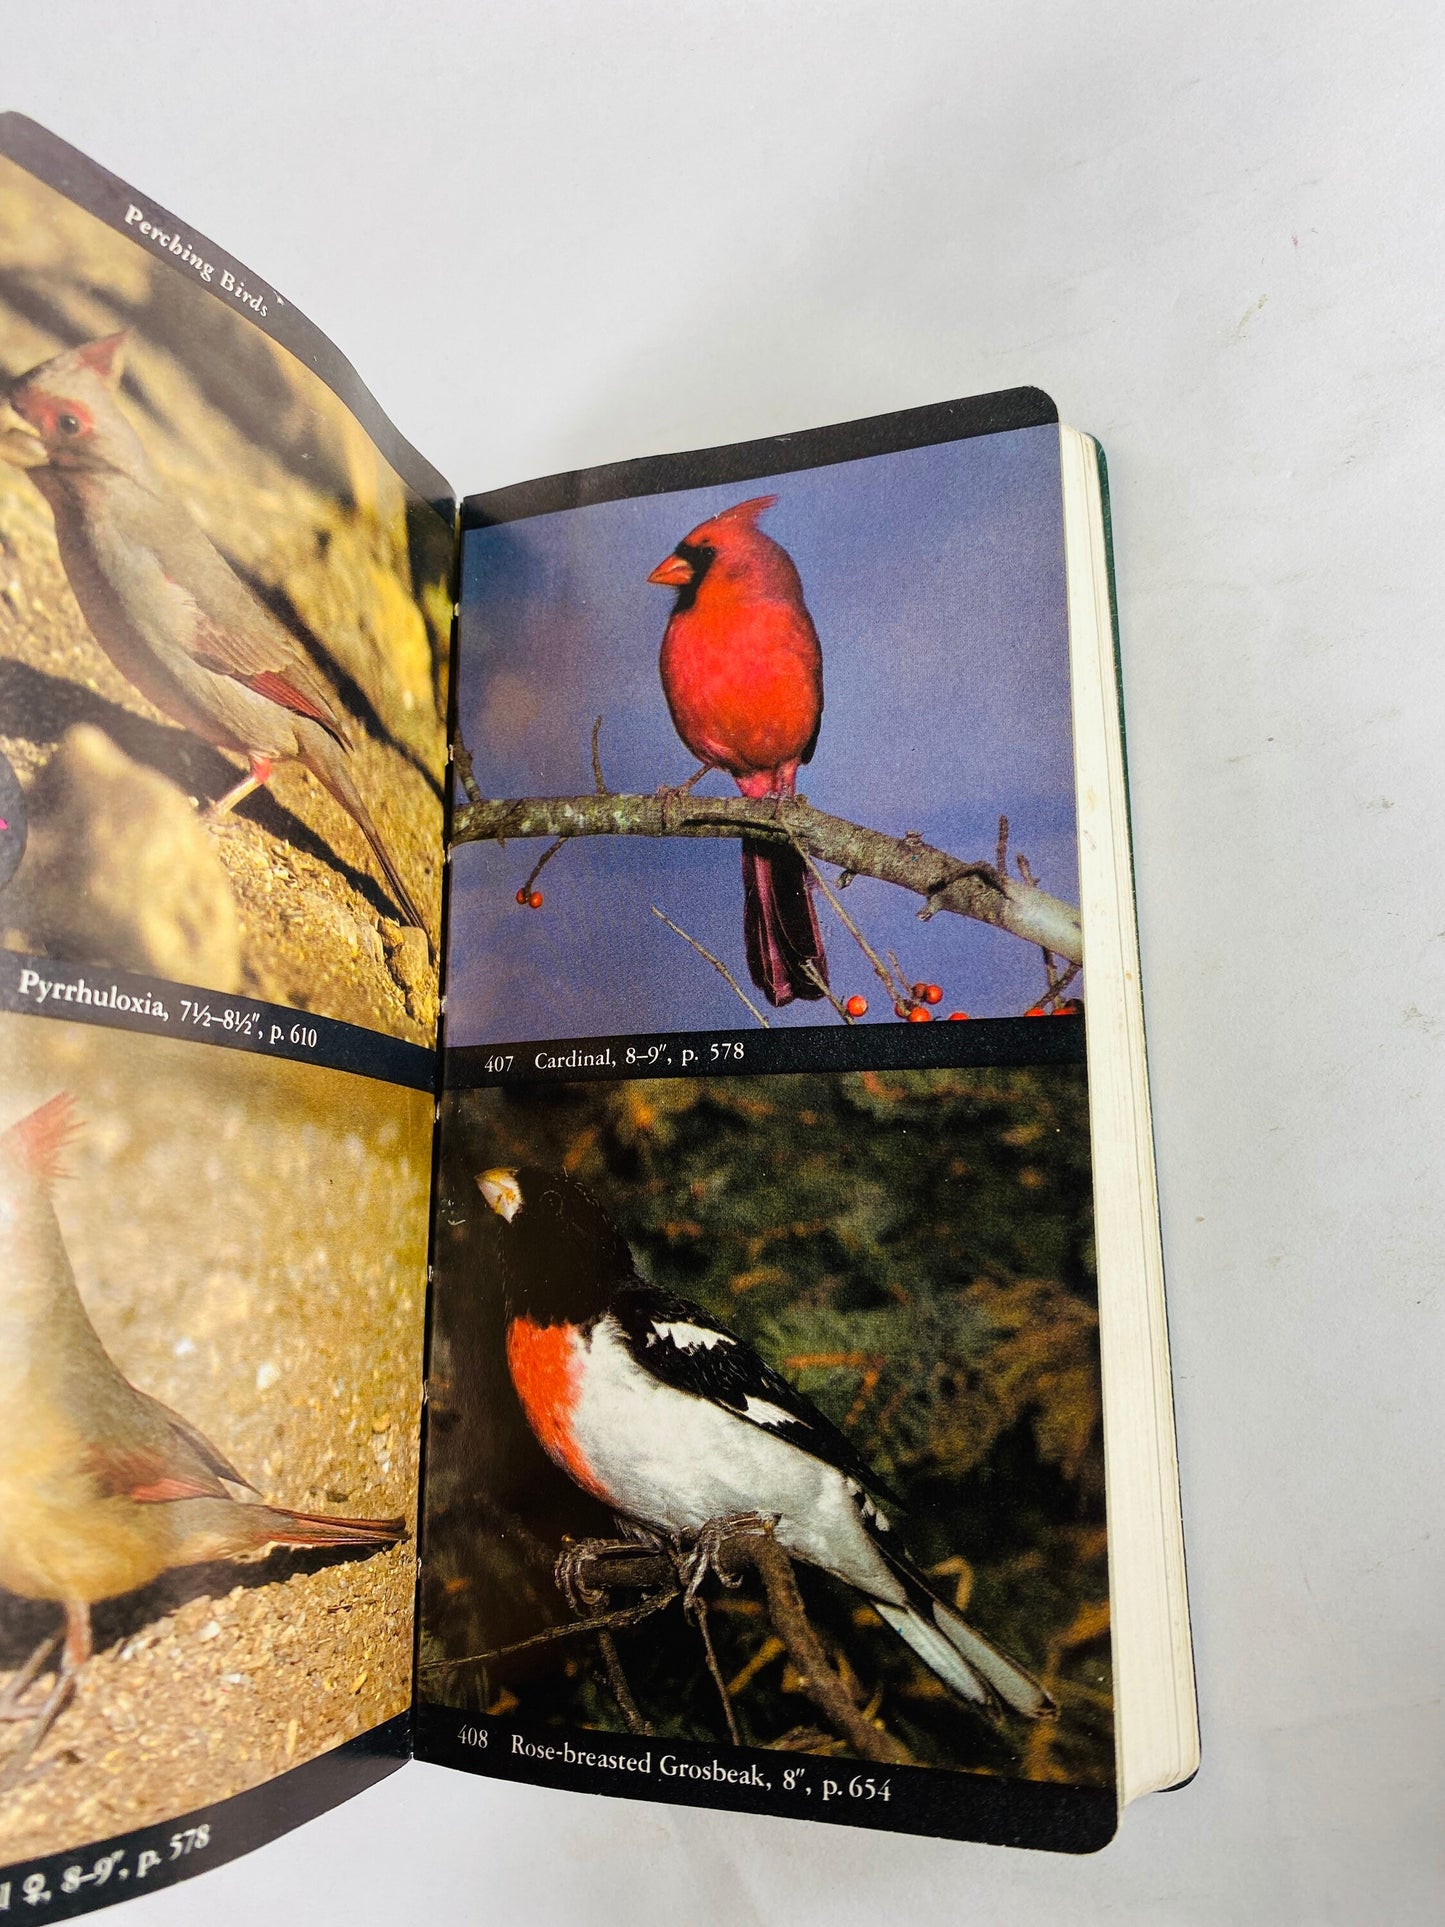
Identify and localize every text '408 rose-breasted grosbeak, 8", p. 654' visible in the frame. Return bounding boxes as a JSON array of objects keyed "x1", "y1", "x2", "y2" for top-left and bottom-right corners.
[
  {"x1": 650, "y1": 495, "x2": 830, "y2": 1008},
  {"x1": 0, "y1": 333, "x2": 429, "y2": 937},
  {"x1": 476, "y1": 1165, "x2": 1056, "y2": 1723}
]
